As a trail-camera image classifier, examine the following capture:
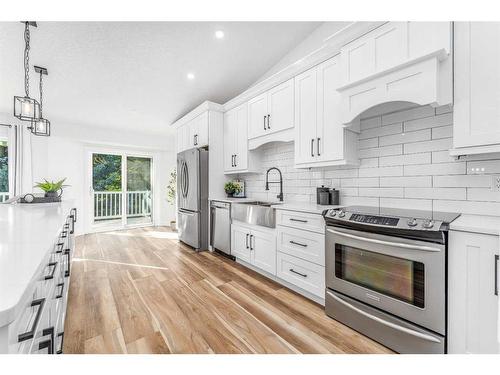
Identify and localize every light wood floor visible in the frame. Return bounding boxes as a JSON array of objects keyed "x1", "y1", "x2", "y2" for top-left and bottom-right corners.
[{"x1": 63, "y1": 227, "x2": 392, "y2": 354}]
